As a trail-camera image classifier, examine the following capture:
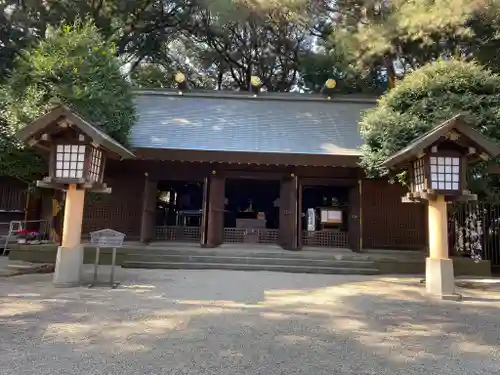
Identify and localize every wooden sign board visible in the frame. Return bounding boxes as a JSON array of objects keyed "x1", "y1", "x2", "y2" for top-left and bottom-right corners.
[{"x1": 320, "y1": 208, "x2": 343, "y2": 224}]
